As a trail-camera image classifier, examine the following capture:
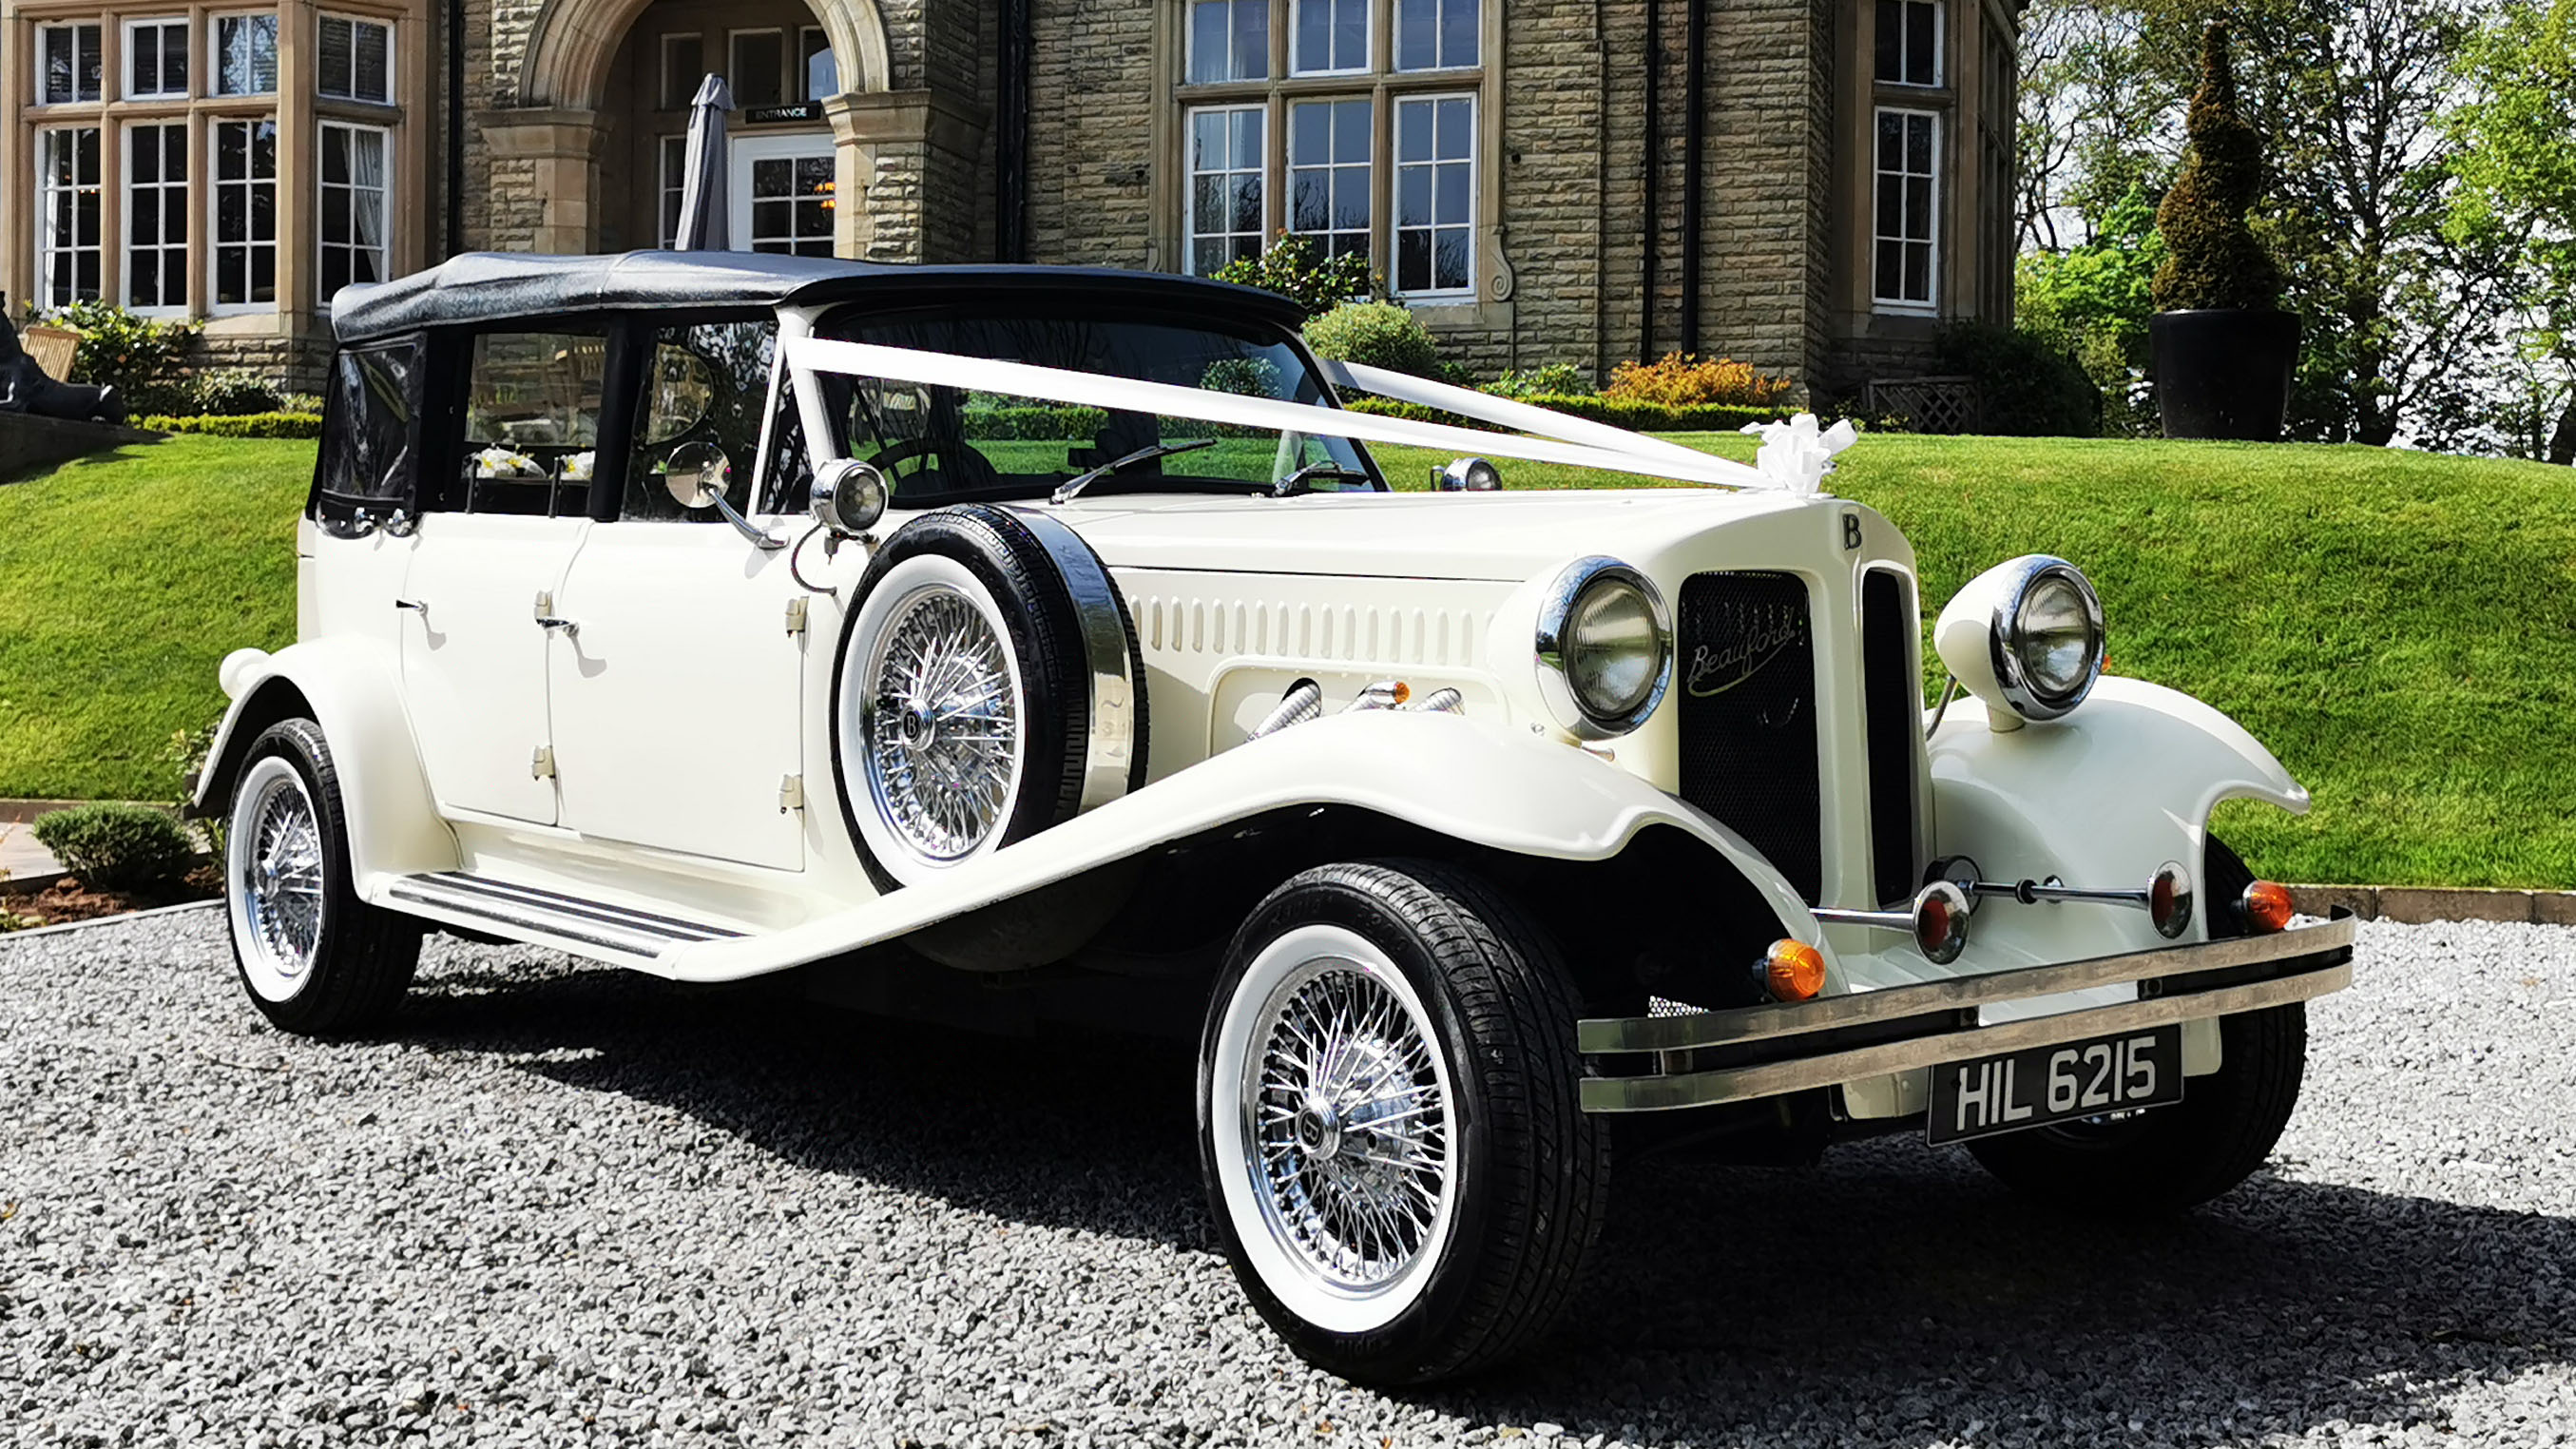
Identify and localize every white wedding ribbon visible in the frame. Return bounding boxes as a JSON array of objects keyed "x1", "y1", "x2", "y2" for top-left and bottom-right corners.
[{"x1": 784, "y1": 336, "x2": 1778, "y2": 492}]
